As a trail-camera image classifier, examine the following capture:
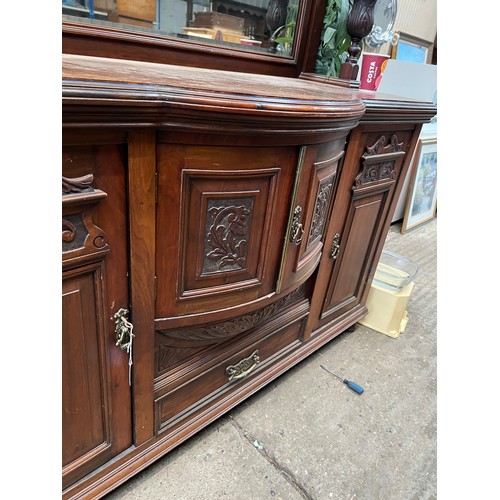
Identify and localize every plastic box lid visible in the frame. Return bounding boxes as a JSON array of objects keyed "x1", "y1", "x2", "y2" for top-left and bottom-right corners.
[{"x1": 372, "y1": 249, "x2": 419, "y2": 291}]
